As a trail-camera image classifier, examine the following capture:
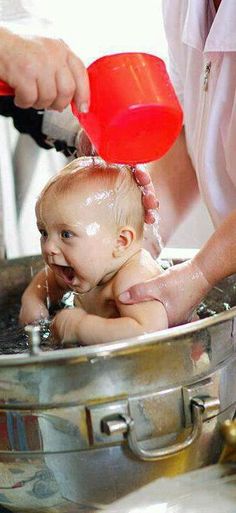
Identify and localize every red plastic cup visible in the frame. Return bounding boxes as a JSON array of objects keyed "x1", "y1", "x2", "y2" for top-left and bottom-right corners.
[
  {"x1": 0, "y1": 81, "x2": 14, "y2": 96},
  {"x1": 0, "y1": 52, "x2": 183, "y2": 165},
  {"x1": 72, "y1": 52, "x2": 183, "y2": 164}
]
